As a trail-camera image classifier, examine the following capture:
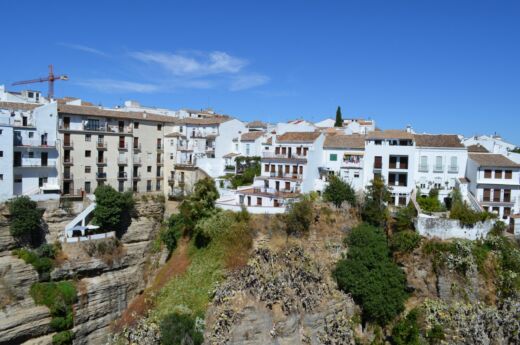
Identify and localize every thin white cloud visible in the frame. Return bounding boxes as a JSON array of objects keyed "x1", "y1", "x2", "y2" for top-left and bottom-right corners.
[
  {"x1": 58, "y1": 43, "x2": 108, "y2": 57},
  {"x1": 230, "y1": 74, "x2": 270, "y2": 91},
  {"x1": 76, "y1": 79, "x2": 158, "y2": 93},
  {"x1": 130, "y1": 51, "x2": 248, "y2": 76}
]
